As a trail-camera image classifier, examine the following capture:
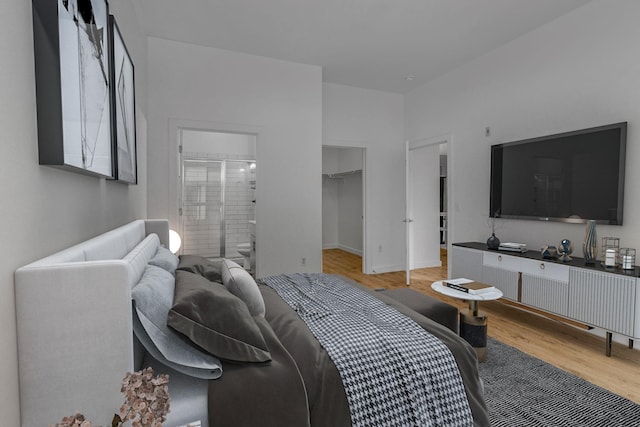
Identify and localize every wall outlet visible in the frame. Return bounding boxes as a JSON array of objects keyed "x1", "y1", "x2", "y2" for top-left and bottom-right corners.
[
  {"x1": 378, "y1": 244, "x2": 382, "y2": 253},
  {"x1": 301, "y1": 257, "x2": 306, "y2": 266},
  {"x1": 485, "y1": 126, "x2": 491, "y2": 137}
]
